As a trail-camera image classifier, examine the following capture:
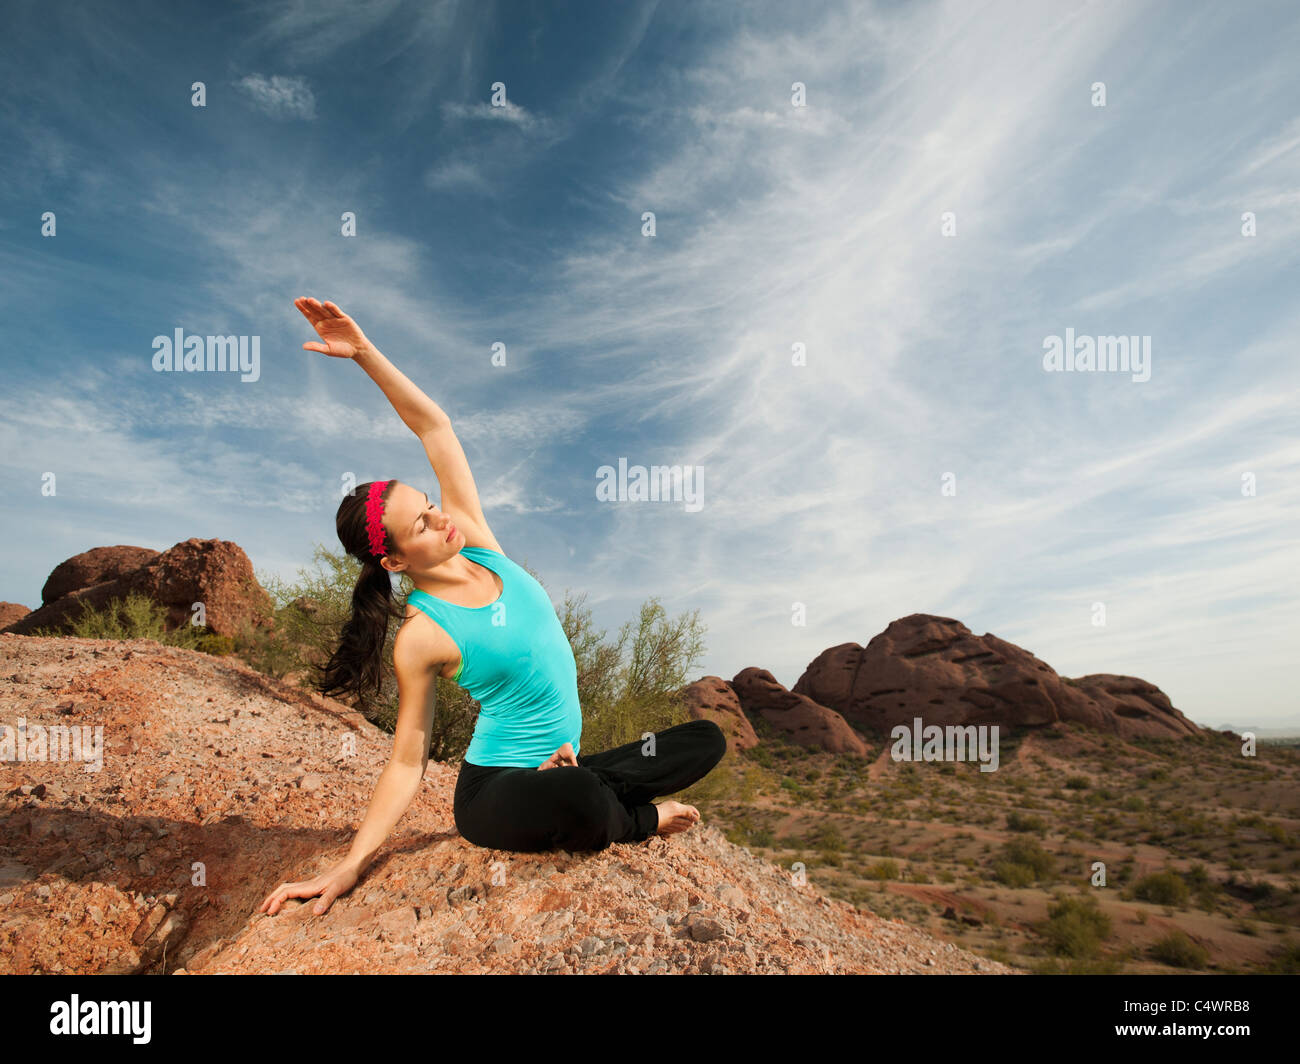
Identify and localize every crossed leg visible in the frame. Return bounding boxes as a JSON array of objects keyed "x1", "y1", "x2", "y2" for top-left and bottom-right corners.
[
  {"x1": 454, "y1": 719, "x2": 727, "y2": 853},
  {"x1": 576, "y1": 718, "x2": 728, "y2": 806}
]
